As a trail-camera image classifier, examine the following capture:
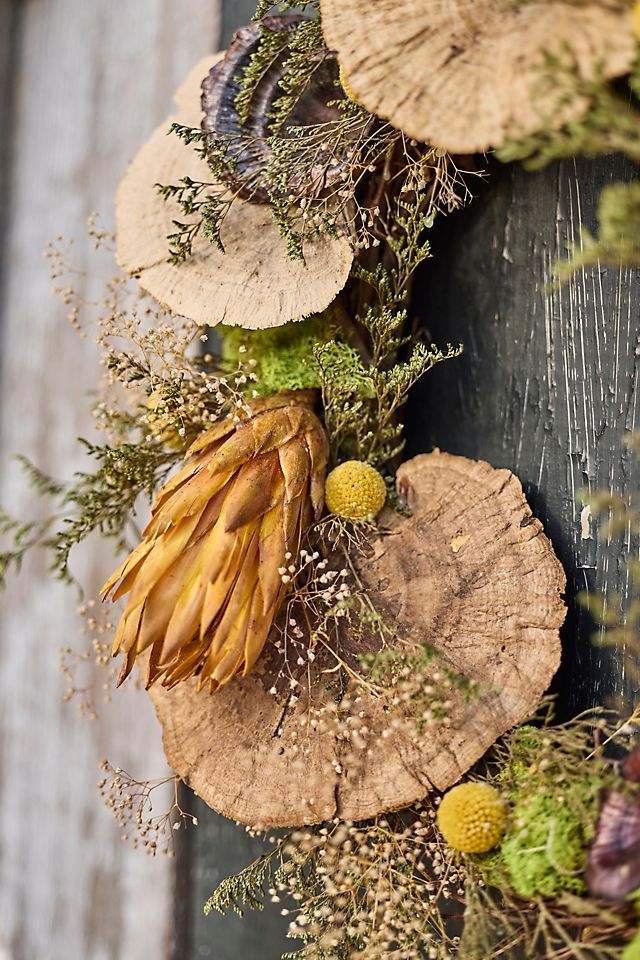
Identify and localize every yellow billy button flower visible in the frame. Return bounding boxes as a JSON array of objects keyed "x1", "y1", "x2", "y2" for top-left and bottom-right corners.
[
  {"x1": 324, "y1": 460, "x2": 387, "y2": 519},
  {"x1": 437, "y1": 782, "x2": 506, "y2": 854},
  {"x1": 339, "y1": 64, "x2": 361, "y2": 105},
  {"x1": 635, "y1": 0, "x2": 640, "y2": 39}
]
